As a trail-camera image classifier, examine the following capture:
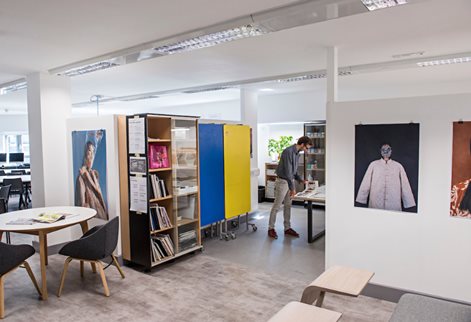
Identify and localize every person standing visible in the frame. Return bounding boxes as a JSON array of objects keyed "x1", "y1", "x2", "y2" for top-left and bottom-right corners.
[{"x1": 268, "y1": 136, "x2": 313, "y2": 239}]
